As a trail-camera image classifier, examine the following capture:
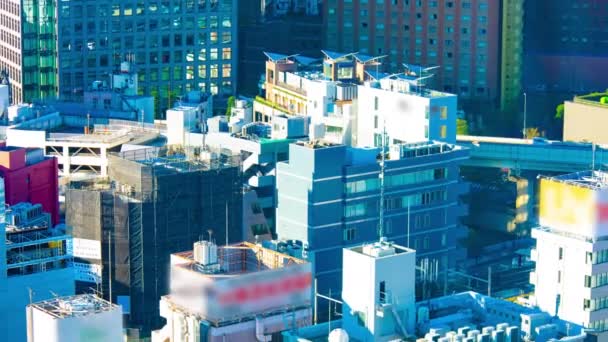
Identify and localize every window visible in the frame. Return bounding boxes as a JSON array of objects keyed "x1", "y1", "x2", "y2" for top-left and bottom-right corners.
[
  {"x1": 344, "y1": 227, "x2": 356, "y2": 241},
  {"x1": 344, "y1": 203, "x2": 366, "y2": 218},
  {"x1": 440, "y1": 106, "x2": 448, "y2": 119},
  {"x1": 440, "y1": 125, "x2": 447, "y2": 139},
  {"x1": 374, "y1": 96, "x2": 379, "y2": 110},
  {"x1": 559, "y1": 247, "x2": 563, "y2": 260},
  {"x1": 423, "y1": 237, "x2": 430, "y2": 249},
  {"x1": 379, "y1": 281, "x2": 386, "y2": 302},
  {"x1": 345, "y1": 179, "x2": 380, "y2": 194},
  {"x1": 441, "y1": 233, "x2": 447, "y2": 247}
]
